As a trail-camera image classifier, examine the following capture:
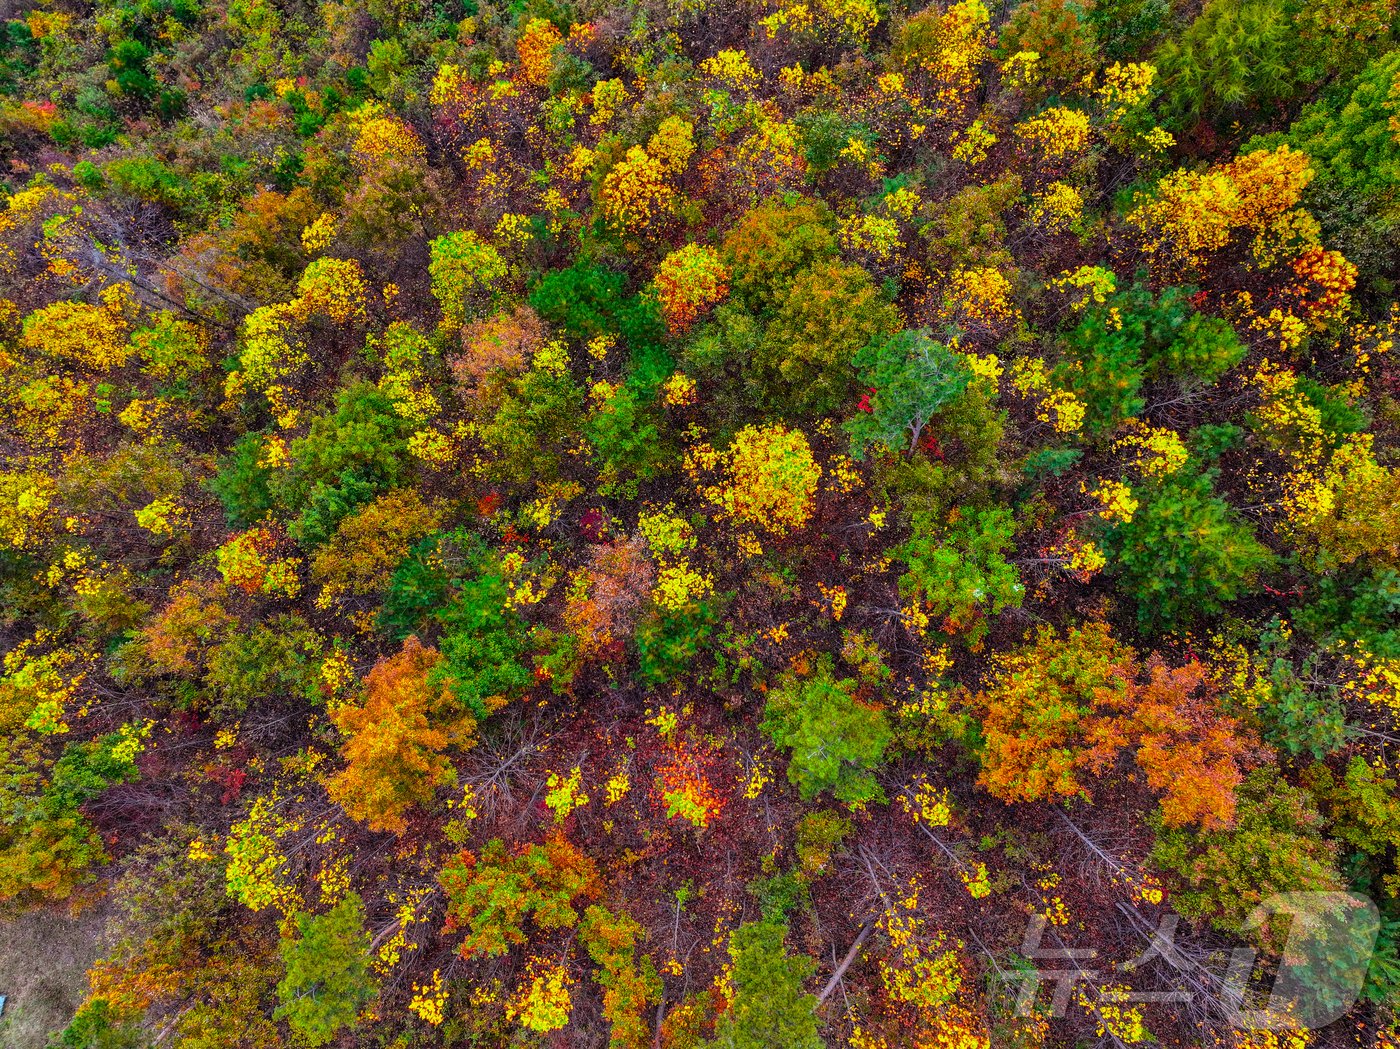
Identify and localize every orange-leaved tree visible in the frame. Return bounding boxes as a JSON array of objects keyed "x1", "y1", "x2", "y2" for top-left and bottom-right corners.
[
  {"x1": 653, "y1": 244, "x2": 730, "y2": 334},
  {"x1": 975, "y1": 622, "x2": 1256, "y2": 829},
  {"x1": 325, "y1": 637, "x2": 476, "y2": 834}
]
